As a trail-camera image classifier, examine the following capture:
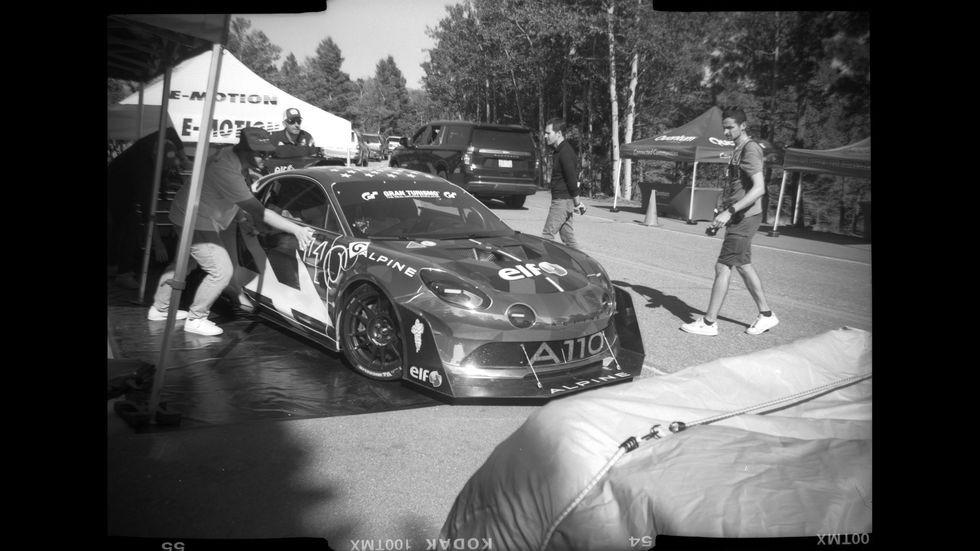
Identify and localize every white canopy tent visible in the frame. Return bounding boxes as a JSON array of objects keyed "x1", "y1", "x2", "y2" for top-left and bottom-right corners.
[
  {"x1": 107, "y1": 104, "x2": 174, "y2": 141},
  {"x1": 119, "y1": 48, "x2": 352, "y2": 159}
]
